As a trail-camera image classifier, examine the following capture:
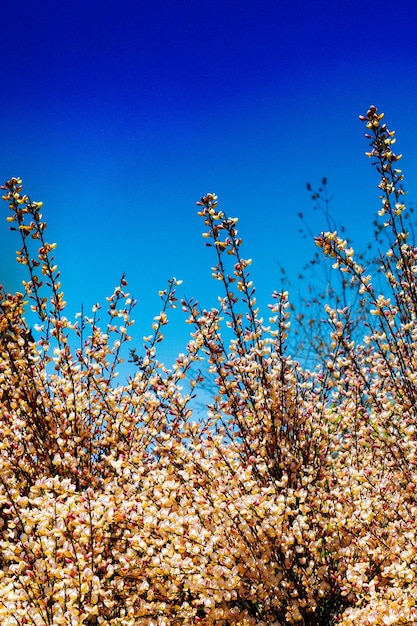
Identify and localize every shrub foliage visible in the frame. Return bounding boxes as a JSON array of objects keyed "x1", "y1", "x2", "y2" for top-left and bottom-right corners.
[{"x1": 0, "y1": 106, "x2": 416, "y2": 625}]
